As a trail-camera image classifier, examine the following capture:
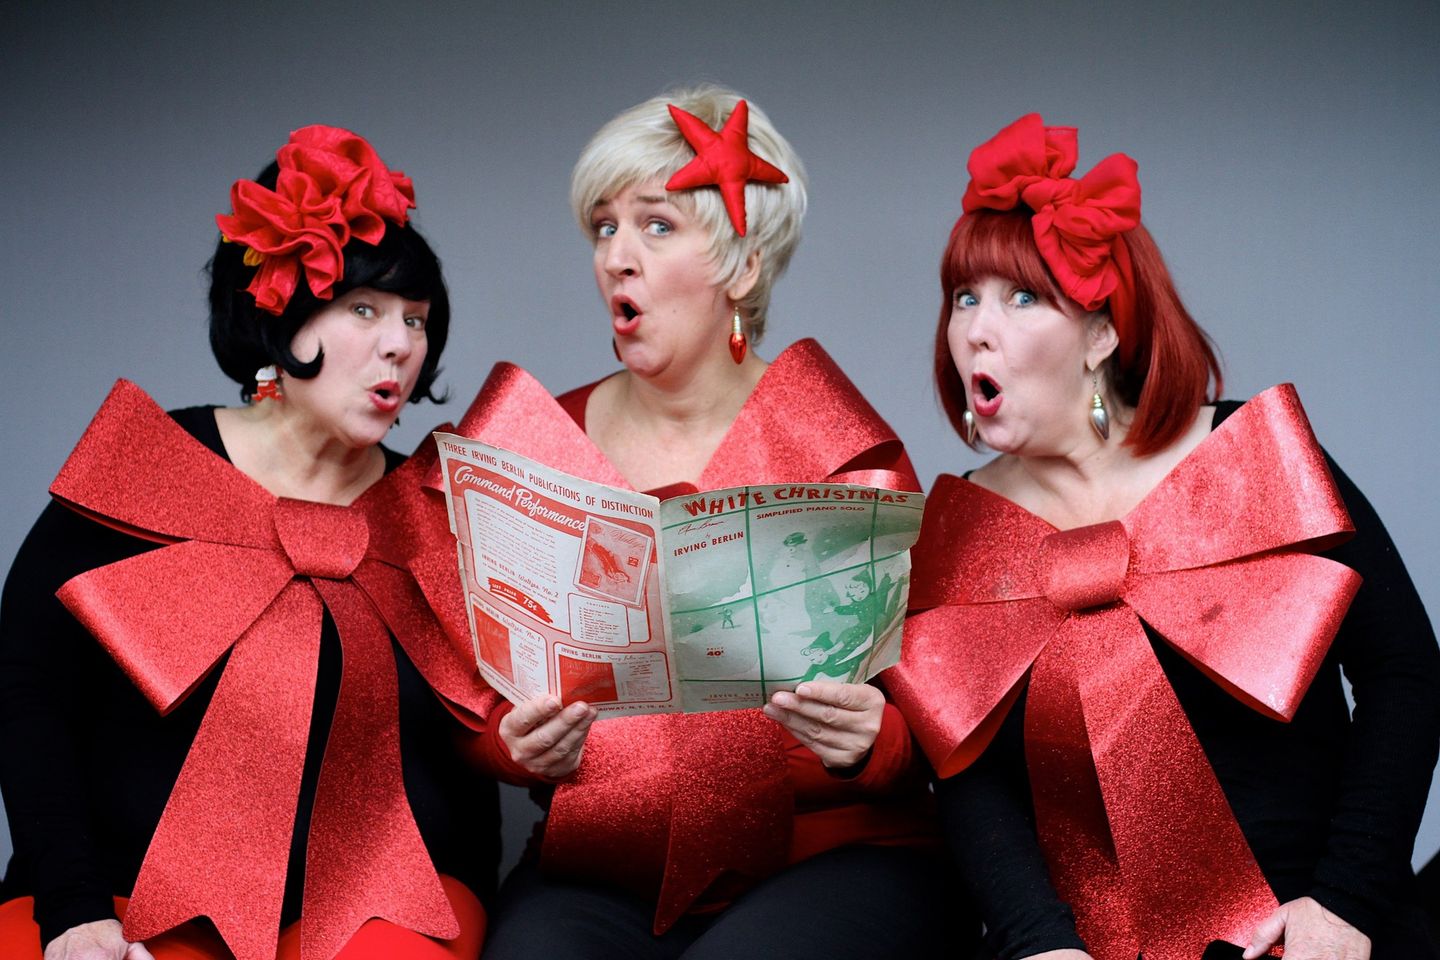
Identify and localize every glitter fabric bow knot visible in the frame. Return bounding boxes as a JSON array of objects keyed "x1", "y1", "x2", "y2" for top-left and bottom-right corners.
[
  {"x1": 50, "y1": 380, "x2": 494, "y2": 960},
  {"x1": 961, "y1": 113, "x2": 1142, "y2": 359},
  {"x1": 888, "y1": 385, "x2": 1361, "y2": 960},
  {"x1": 443, "y1": 341, "x2": 912, "y2": 933},
  {"x1": 216, "y1": 125, "x2": 416, "y2": 315}
]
